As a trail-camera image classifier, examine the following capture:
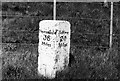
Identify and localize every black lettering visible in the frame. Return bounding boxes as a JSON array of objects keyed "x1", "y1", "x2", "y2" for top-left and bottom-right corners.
[
  {"x1": 40, "y1": 29, "x2": 59, "y2": 34},
  {"x1": 42, "y1": 42, "x2": 51, "y2": 47},
  {"x1": 42, "y1": 42, "x2": 46, "y2": 45},
  {"x1": 59, "y1": 43, "x2": 67, "y2": 47},
  {"x1": 40, "y1": 29, "x2": 69, "y2": 34},
  {"x1": 43, "y1": 35, "x2": 51, "y2": 41},
  {"x1": 59, "y1": 30, "x2": 69, "y2": 34},
  {"x1": 60, "y1": 36, "x2": 67, "y2": 42}
]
